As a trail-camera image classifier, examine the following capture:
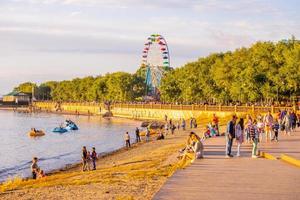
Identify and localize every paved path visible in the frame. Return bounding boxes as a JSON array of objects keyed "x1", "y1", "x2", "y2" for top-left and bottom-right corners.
[{"x1": 154, "y1": 129, "x2": 300, "y2": 200}]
